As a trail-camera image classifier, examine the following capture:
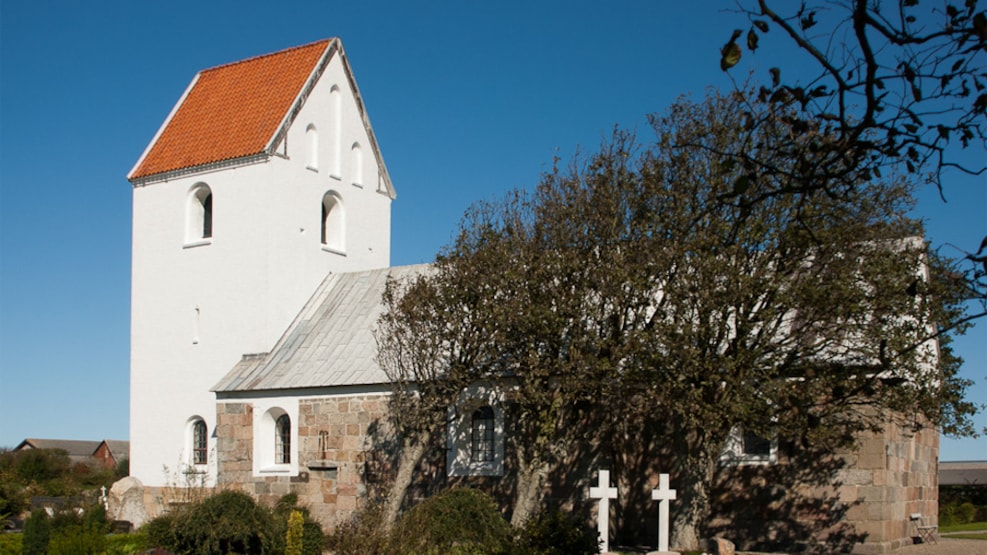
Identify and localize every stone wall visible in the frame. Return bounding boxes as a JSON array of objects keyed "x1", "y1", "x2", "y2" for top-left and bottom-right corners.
[
  {"x1": 215, "y1": 395, "x2": 391, "y2": 529},
  {"x1": 837, "y1": 418, "x2": 939, "y2": 554},
  {"x1": 208, "y1": 395, "x2": 937, "y2": 553},
  {"x1": 708, "y1": 414, "x2": 938, "y2": 554}
]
